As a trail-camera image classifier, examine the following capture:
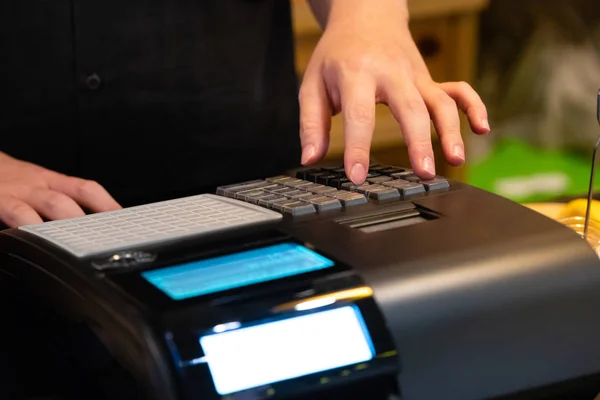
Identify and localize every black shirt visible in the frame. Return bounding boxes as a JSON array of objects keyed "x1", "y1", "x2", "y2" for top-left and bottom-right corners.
[{"x1": 1, "y1": 0, "x2": 301, "y2": 207}]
